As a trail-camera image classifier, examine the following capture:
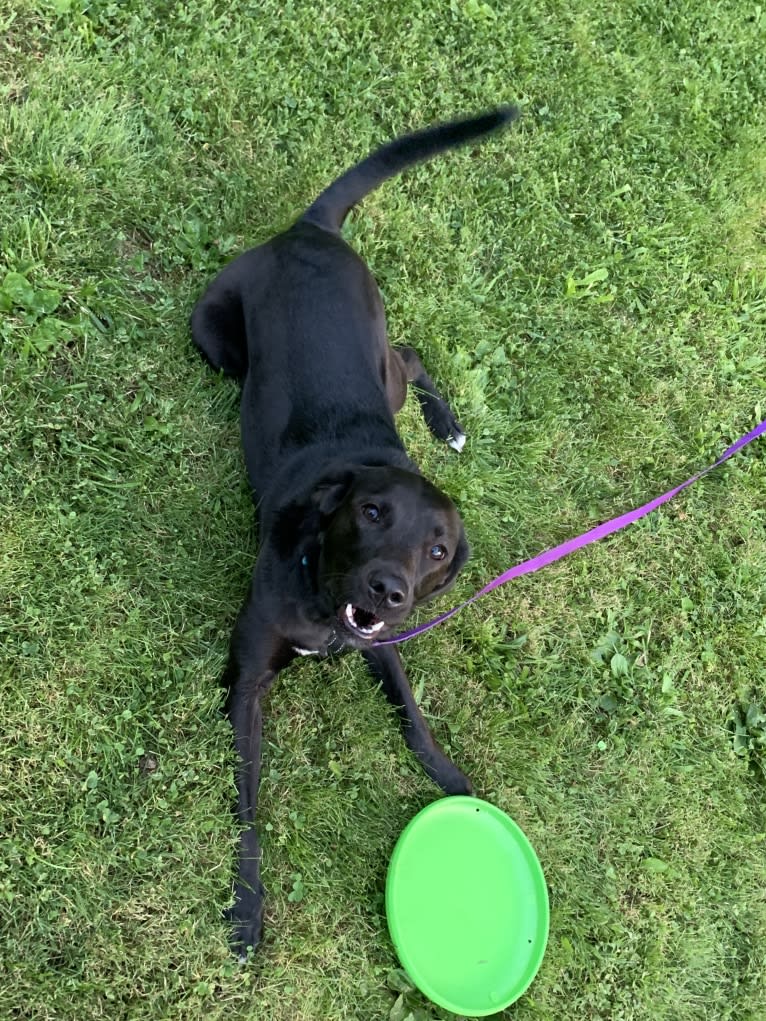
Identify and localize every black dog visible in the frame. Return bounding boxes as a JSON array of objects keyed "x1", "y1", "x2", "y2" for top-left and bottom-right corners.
[{"x1": 191, "y1": 107, "x2": 518, "y2": 955}]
